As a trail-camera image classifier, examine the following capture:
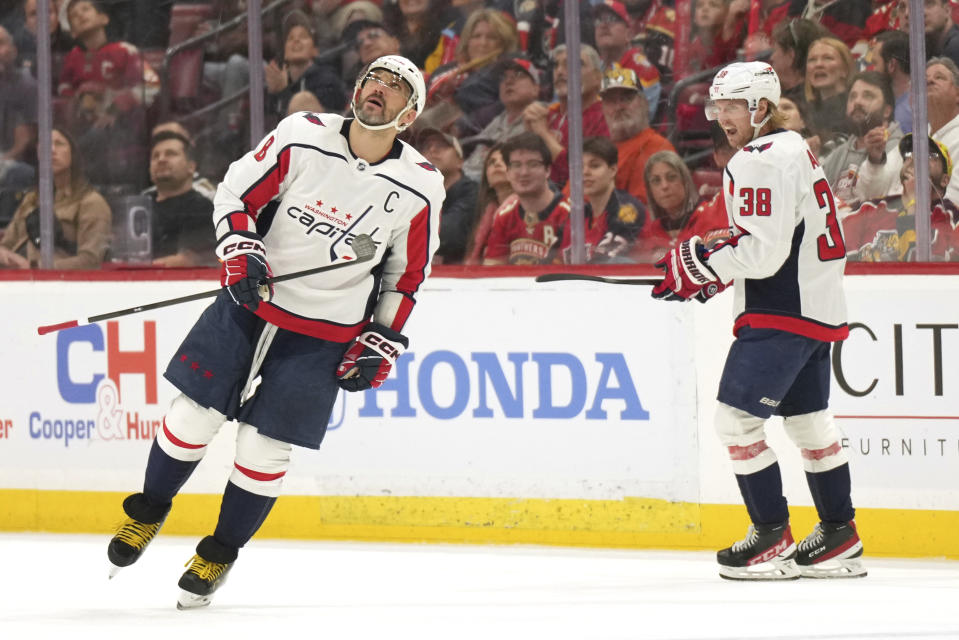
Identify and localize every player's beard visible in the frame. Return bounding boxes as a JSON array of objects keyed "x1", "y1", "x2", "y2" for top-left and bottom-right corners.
[{"x1": 357, "y1": 95, "x2": 400, "y2": 127}]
